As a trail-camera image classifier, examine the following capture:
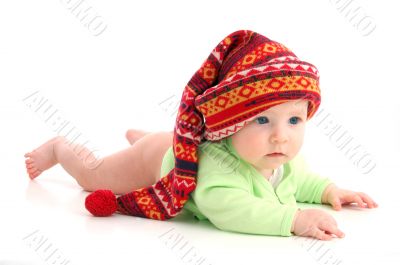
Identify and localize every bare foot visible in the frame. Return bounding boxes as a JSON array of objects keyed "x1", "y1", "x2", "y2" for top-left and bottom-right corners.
[
  {"x1": 125, "y1": 129, "x2": 150, "y2": 145},
  {"x1": 24, "y1": 136, "x2": 61, "y2": 180}
]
